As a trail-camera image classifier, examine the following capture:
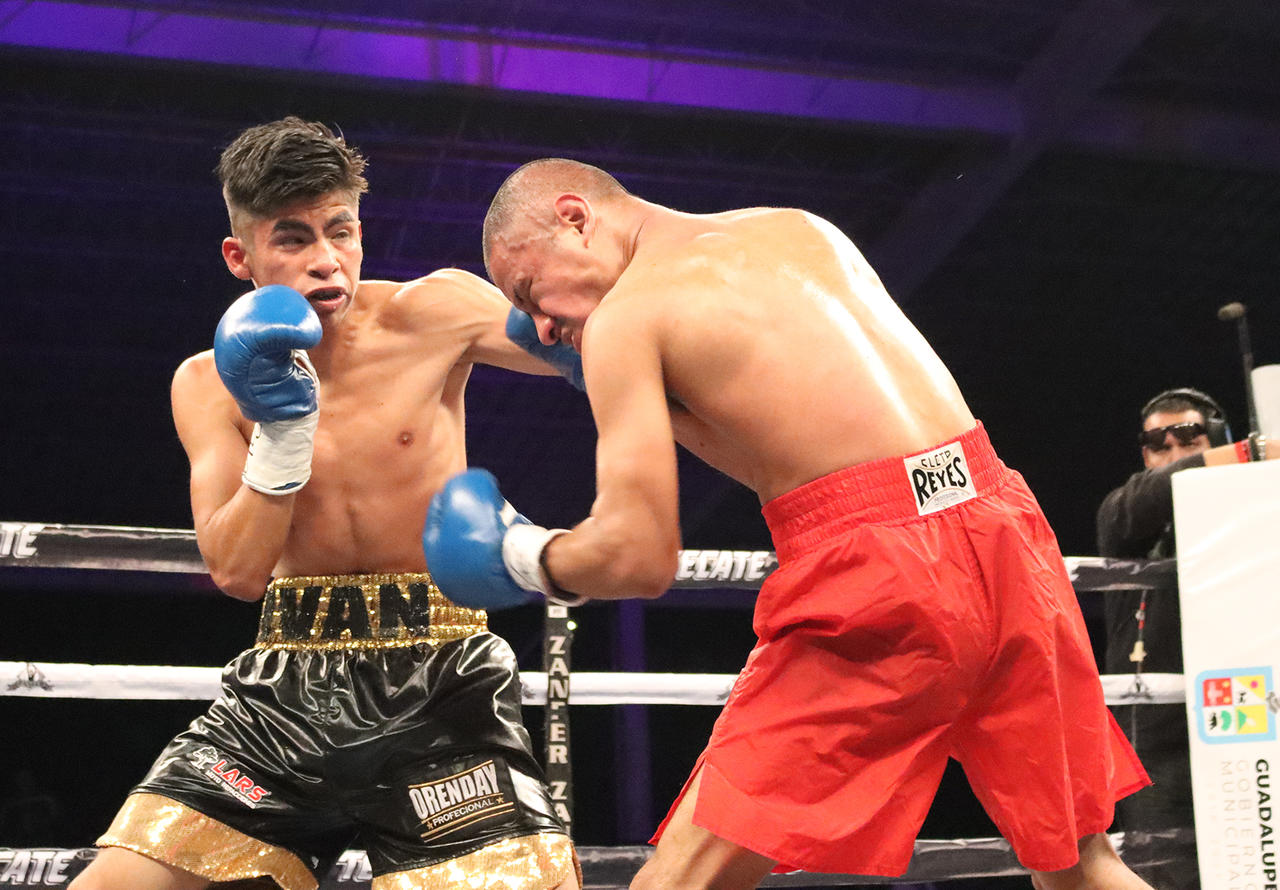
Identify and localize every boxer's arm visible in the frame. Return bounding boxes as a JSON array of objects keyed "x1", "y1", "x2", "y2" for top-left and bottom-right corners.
[
  {"x1": 417, "y1": 268, "x2": 563, "y2": 377},
  {"x1": 172, "y1": 354, "x2": 293, "y2": 601},
  {"x1": 540, "y1": 307, "x2": 681, "y2": 600}
]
